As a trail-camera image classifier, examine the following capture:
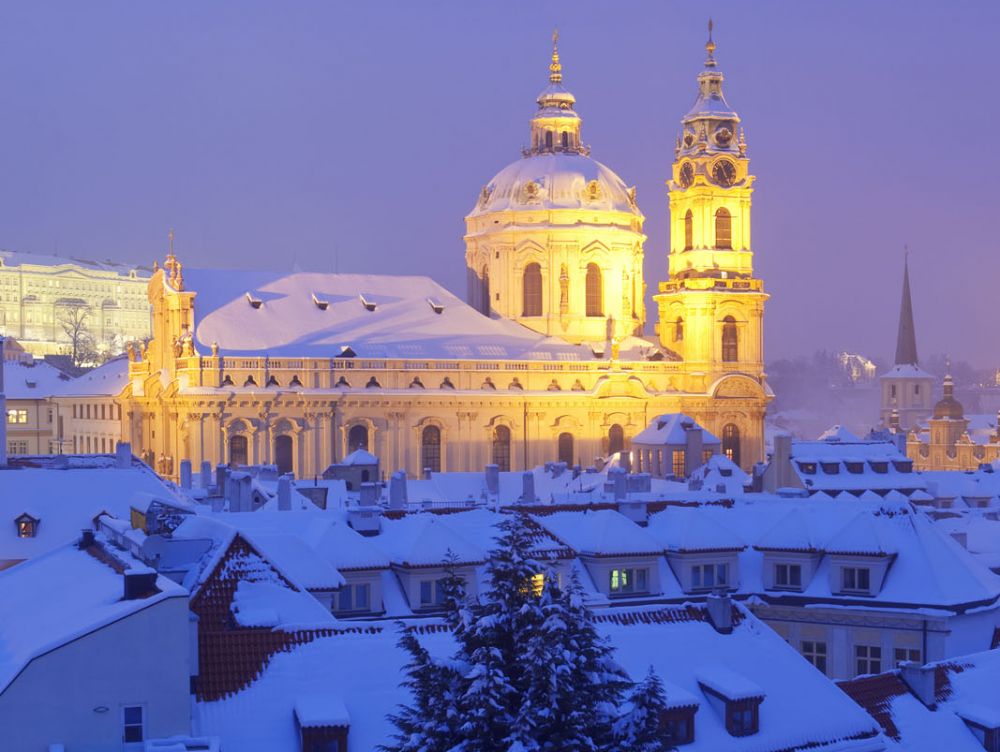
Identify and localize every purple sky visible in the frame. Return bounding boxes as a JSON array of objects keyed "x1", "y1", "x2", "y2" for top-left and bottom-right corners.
[{"x1": 1, "y1": 1, "x2": 997, "y2": 366}]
